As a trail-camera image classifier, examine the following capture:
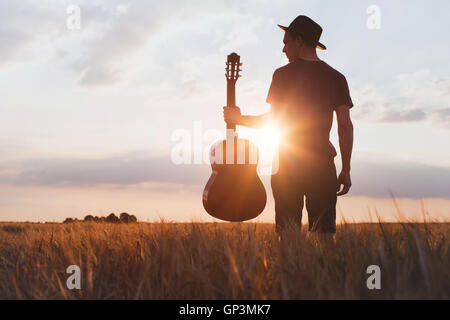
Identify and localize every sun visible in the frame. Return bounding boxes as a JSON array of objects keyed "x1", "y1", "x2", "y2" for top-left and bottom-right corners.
[{"x1": 250, "y1": 127, "x2": 281, "y2": 163}]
